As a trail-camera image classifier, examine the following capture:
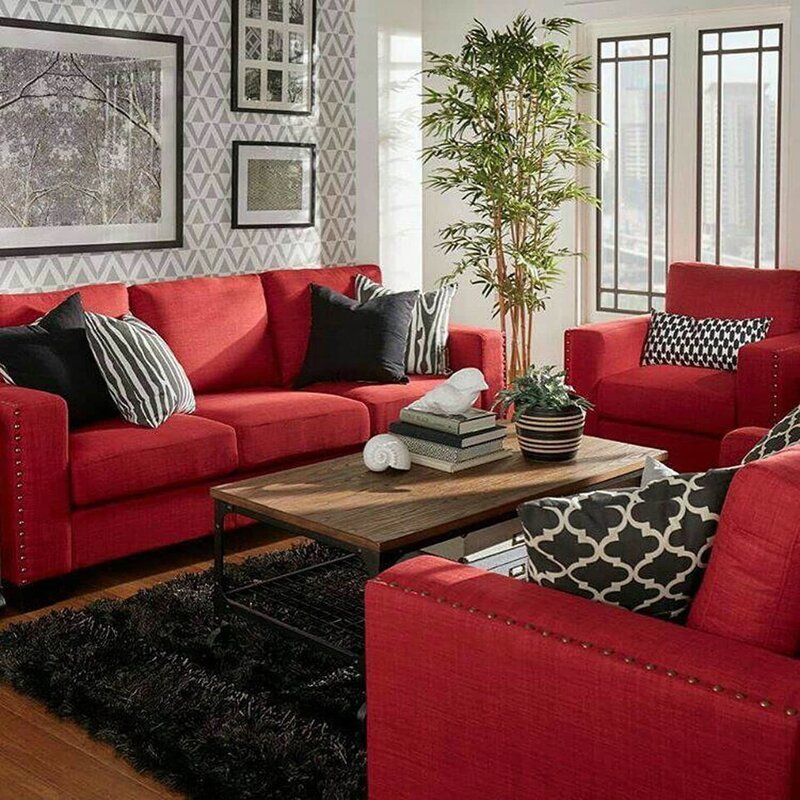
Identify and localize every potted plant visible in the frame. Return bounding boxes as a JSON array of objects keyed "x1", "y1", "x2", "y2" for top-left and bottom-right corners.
[
  {"x1": 494, "y1": 365, "x2": 593, "y2": 461},
  {"x1": 422, "y1": 15, "x2": 600, "y2": 384}
]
